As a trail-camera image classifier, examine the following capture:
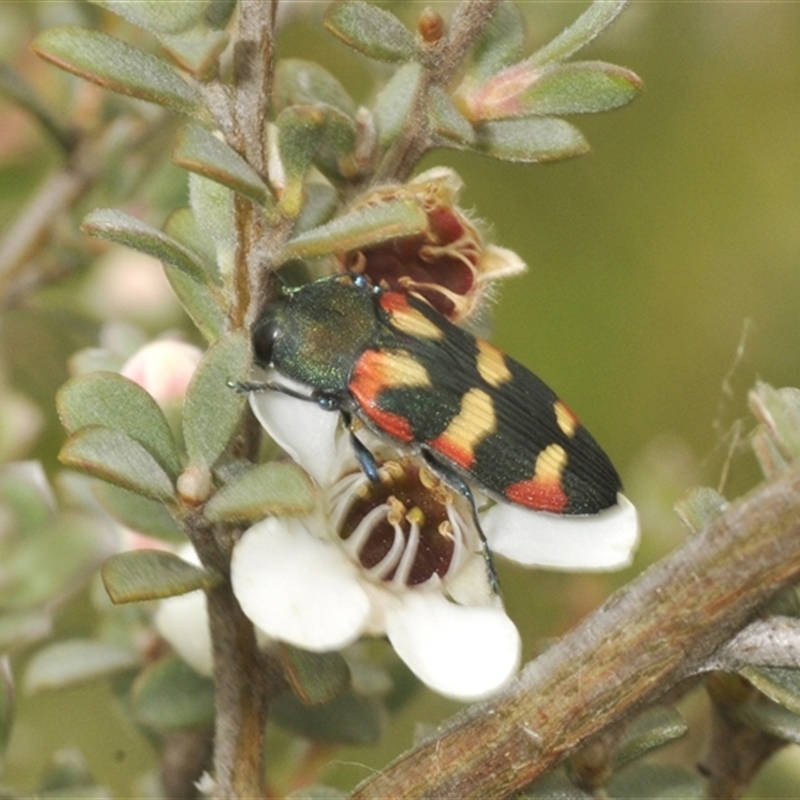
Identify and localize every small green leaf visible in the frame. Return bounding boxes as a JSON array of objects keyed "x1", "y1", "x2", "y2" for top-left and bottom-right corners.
[
  {"x1": 465, "y1": 1, "x2": 525, "y2": 82},
  {"x1": 429, "y1": 86, "x2": 475, "y2": 145},
  {"x1": 0, "y1": 609, "x2": 53, "y2": 652},
  {"x1": 514, "y1": 61, "x2": 641, "y2": 117},
  {"x1": 24, "y1": 640, "x2": 138, "y2": 693},
  {"x1": 173, "y1": 125, "x2": 272, "y2": 205},
  {"x1": 294, "y1": 182, "x2": 340, "y2": 235},
  {"x1": 272, "y1": 689, "x2": 382, "y2": 744},
  {"x1": 614, "y1": 706, "x2": 688, "y2": 768},
  {"x1": 275, "y1": 59, "x2": 356, "y2": 117},
  {"x1": 0, "y1": 512, "x2": 111, "y2": 611},
  {"x1": 189, "y1": 173, "x2": 236, "y2": 277},
  {"x1": 82, "y1": 208, "x2": 212, "y2": 285},
  {"x1": 607, "y1": 763, "x2": 704, "y2": 800},
  {"x1": 740, "y1": 666, "x2": 800, "y2": 716},
  {"x1": 324, "y1": 1, "x2": 418, "y2": 63},
  {"x1": 529, "y1": 0, "x2": 628, "y2": 69},
  {"x1": 57, "y1": 371, "x2": 182, "y2": 481},
  {"x1": 163, "y1": 264, "x2": 227, "y2": 343},
  {"x1": 102, "y1": 549, "x2": 219, "y2": 604},
  {"x1": 284, "y1": 197, "x2": 427, "y2": 260},
  {"x1": 204, "y1": 461, "x2": 315, "y2": 522},
  {"x1": 522, "y1": 772, "x2": 592, "y2": 800},
  {"x1": 0, "y1": 461, "x2": 56, "y2": 532},
  {"x1": 276, "y1": 104, "x2": 357, "y2": 215},
  {"x1": 32, "y1": 26, "x2": 206, "y2": 118},
  {"x1": 94, "y1": 483, "x2": 184, "y2": 541},
  {"x1": 475, "y1": 117, "x2": 589, "y2": 163},
  {"x1": 160, "y1": 27, "x2": 230, "y2": 79},
  {"x1": 91, "y1": 0, "x2": 210, "y2": 36},
  {"x1": 674, "y1": 487, "x2": 727, "y2": 535},
  {"x1": 59, "y1": 426, "x2": 175, "y2": 501},
  {"x1": 163, "y1": 207, "x2": 218, "y2": 270},
  {"x1": 373, "y1": 62, "x2": 422, "y2": 147},
  {"x1": 737, "y1": 693, "x2": 800, "y2": 744},
  {"x1": 750, "y1": 382, "x2": 800, "y2": 462},
  {"x1": 133, "y1": 655, "x2": 215, "y2": 731},
  {"x1": 161, "y1": 207, "x2": 226, "y2": 342},
  {"x1": 280, "y1": 645, "x2": 351, "y2": 706},
  {"x1": 183, "y1": 330, "x2": 250, "y2": 470}
]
